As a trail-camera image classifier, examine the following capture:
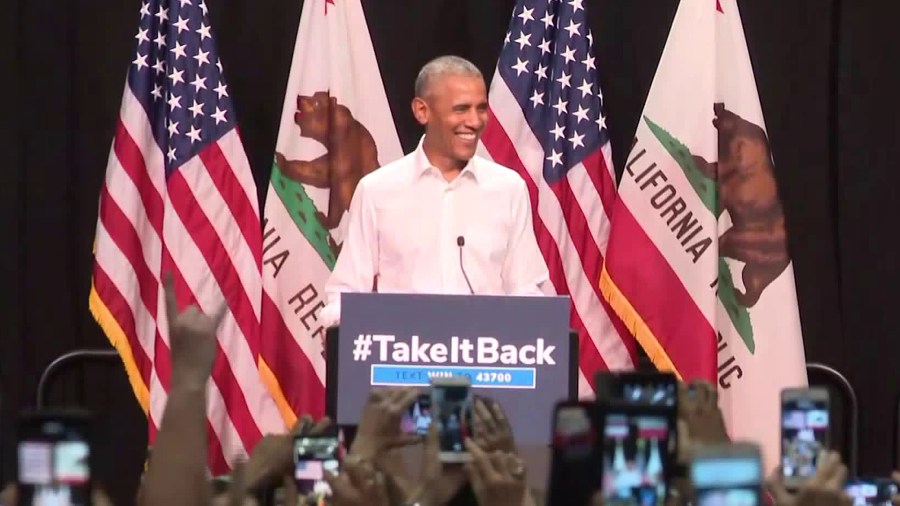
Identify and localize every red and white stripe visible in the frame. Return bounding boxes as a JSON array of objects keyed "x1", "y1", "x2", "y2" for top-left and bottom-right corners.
[
  {"x1": 92, "y1": 84, "x2": 283, "y2": 475},
  {"x1": 479, "y1": 74, "x2": 638, "y2": 392}
]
